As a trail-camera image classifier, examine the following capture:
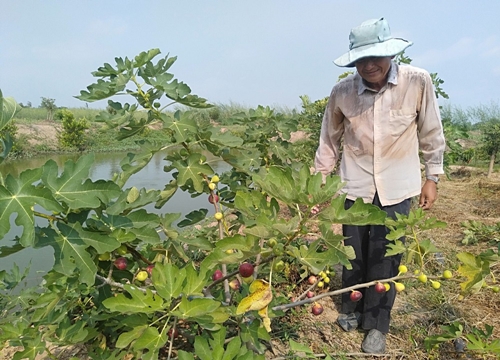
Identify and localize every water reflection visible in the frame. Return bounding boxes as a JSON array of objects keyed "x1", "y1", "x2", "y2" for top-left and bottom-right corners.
[{"x1": 0, "y1": 150, "x2": 229, "y2": 288}]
